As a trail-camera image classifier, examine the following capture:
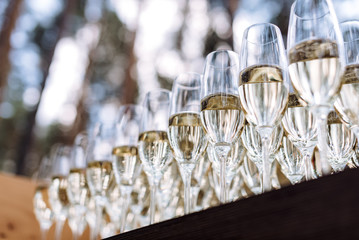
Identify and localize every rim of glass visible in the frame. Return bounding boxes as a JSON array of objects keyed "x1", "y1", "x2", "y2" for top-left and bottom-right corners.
[
  {"x1": 117, "y1": 104, "x2": 143, "y2": 123},
  {"x1": 341, "y1": 20, "x2": 359, "y2": 43},
  {"x1": 205, "y1": 50, "x2": 239, "y2": 69},
  {"x1": 119, "y1": 103, "x2": 143, "y2": 112},
  {"x1": 292, "y1": 0, "x2": 330, "y2": 20},
  {"x1": 145, "y1": 88, "x2": 171, "y2": 102},
  {"x1": 244, "y1": 23, "x2": 281, "y2": 45},
  {"x1": 174, "y1": 72, "x2": 201, "y2": 89}
]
